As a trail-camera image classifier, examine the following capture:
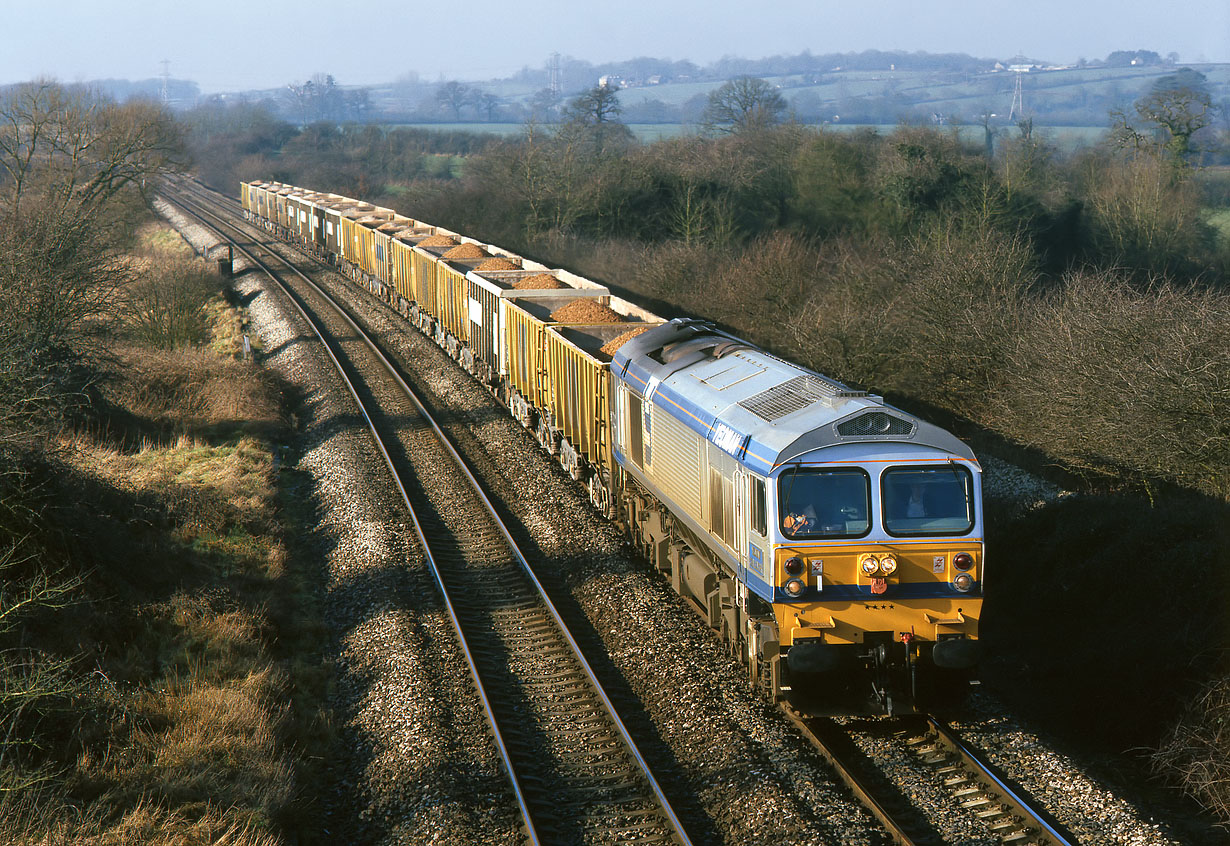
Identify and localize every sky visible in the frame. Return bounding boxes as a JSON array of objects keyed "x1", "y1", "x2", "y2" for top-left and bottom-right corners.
[{"x1": 4, "y1": 0, "x2": 1228, "y2": 93}]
